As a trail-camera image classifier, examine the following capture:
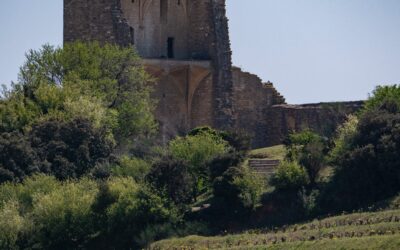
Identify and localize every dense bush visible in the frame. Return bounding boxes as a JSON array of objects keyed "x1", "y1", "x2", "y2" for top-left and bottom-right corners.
[
  {"x1": 0, "y1": 118, "x2": 113, "y2": 183},
  {"x1": 363, "y1": 85, "x2": 400, "y2": 113},
  {"x1": 31, "y1": 118, "x2": 114, "y2": 180},
  {"x1": 0, "y1": 132, "x2": 43, "y2": 183},
  {"x1": 213, "y1": 166, "x2": 263, "y2": 212},
  {"x1": 208, "y1": 151, "x2": 242, "y2": 182},
  {"x1": 285, "y1": 131, "x2": 328, "y2": 186},
  {"x1": 270, "y1": 161, "x2": 309, "y2": 192},
  {"x1": 100, "y1": 178, "x2": 175, "y2": 249},
  {"x1": 111, "y1": 155, "x2": 151, "y2": 182},
  {"x1": 29, "y1": 178, "x2": 98, "y2": 249},
  {"x1": 189, "y1": 127, "x2": 251, "y2": 157},
  {"x1": 322, "y1": 106, "x2": 400, "y2": 211},
  {"x1": 328, "y1": 115, "x2": 359, "y2": 163},
  {"x1": 321, "y1": 85, "x2": 400, "y2": 212},
  {"x1": 0, "y1": 175, "x2": 182, "y2": 249},
  {"x1": 147, "y1": 157, "x2": 194, "y2": 205},
  {"x1": 169, "y1": 131, "x2": 228, "y2": 198},
  {"x1": 0, "y1": 201, "x2": 24, "y2": 250}
]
